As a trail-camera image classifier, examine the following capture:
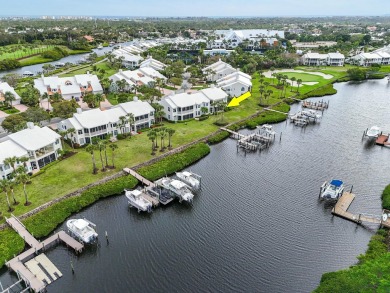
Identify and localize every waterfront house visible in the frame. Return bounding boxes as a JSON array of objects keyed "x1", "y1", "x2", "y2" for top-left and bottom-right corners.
[
  {"x1": 159, "y1": 87, "x2": 228, "y2": 121},
  {"x1": 216, "y1": 71, "x2": 252, "y2": 97},
  {"x1": 34, "y1": 73, "x2": 103, "y2": 100},
  {"x1": 352, "y1": 52, "x2": 383, "y2": 66},
  {"x1": 301, "y1": 53, "x2": 327, "y2": 66},
  {"x1": 326, "y1": 52, "x2": 345, "y2": 66},
  {"x1": 58, "y1": 98, "x2": 155, "y2": 145},
  {"x1": 0, "y1": 140, "x2": 30, "y2": 179},
  {"x1": 0, "y1": 82, "x2": 21, "y2": 105},
  {"x1": 111, "y1": 47, "x2": 144, "y2": 69},
  {"x1": 0, "y1": 122, "x2": 62, "y2": 176}
]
